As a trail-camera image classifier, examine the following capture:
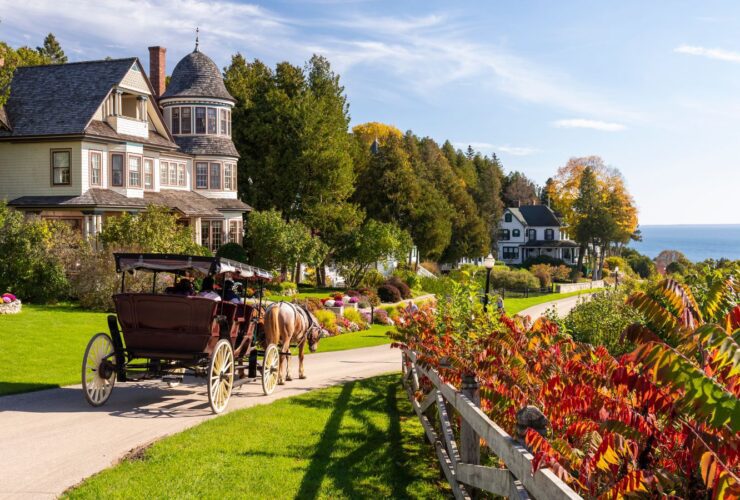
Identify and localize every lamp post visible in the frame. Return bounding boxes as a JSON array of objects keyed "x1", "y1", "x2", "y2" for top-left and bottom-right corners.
[{"x1": 483, "y1": 253, "x2": 495, "y2": 310}]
